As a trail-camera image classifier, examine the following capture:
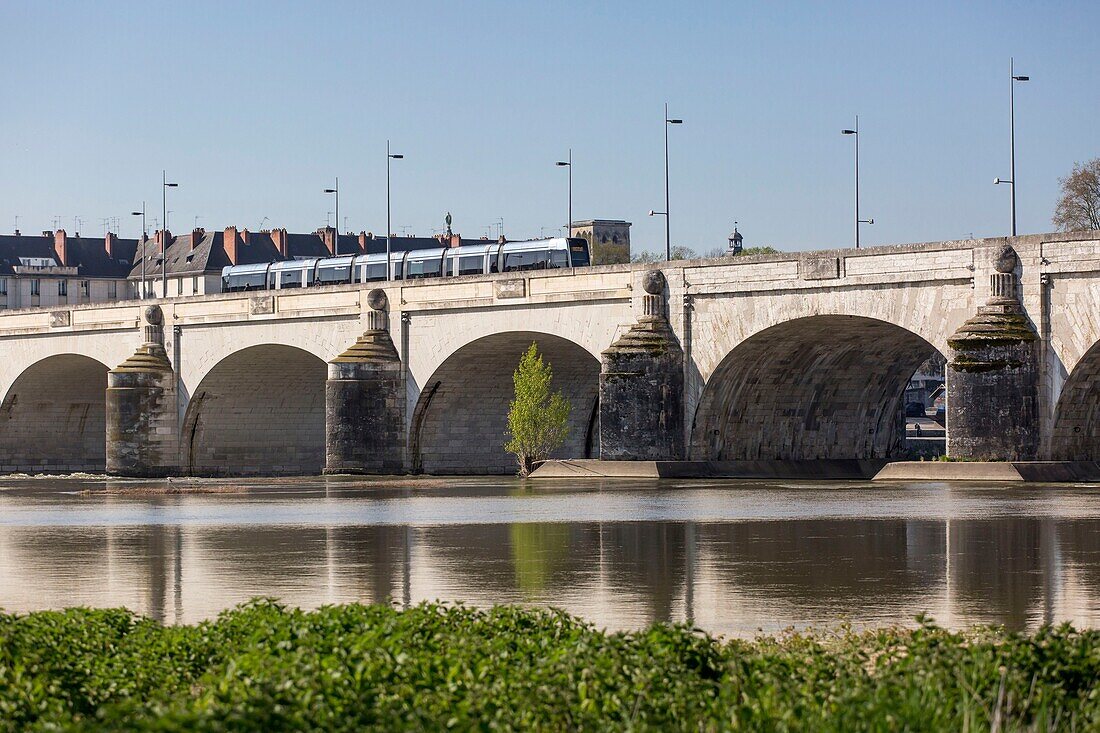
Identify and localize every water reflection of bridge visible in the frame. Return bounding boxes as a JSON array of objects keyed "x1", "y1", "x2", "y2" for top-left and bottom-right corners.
[{"x1": 0, "y1": 514, "x2": 1097, "y2": 635}]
